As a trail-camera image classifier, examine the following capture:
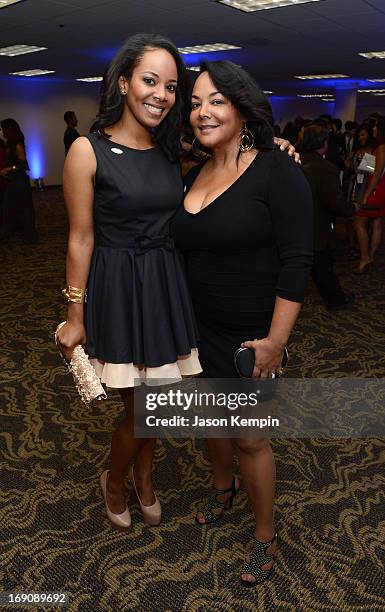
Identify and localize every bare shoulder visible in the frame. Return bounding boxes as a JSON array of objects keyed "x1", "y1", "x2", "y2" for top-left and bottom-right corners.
[{"x1": 64, "y1": 136, "x2": 96, "y2": 175}]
